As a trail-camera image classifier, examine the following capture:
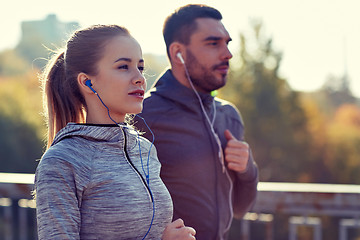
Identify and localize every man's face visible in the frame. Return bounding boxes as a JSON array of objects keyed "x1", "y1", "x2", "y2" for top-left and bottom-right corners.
[{"x1": 185, "y1": 18, "x2": 232, "y2": 93}]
